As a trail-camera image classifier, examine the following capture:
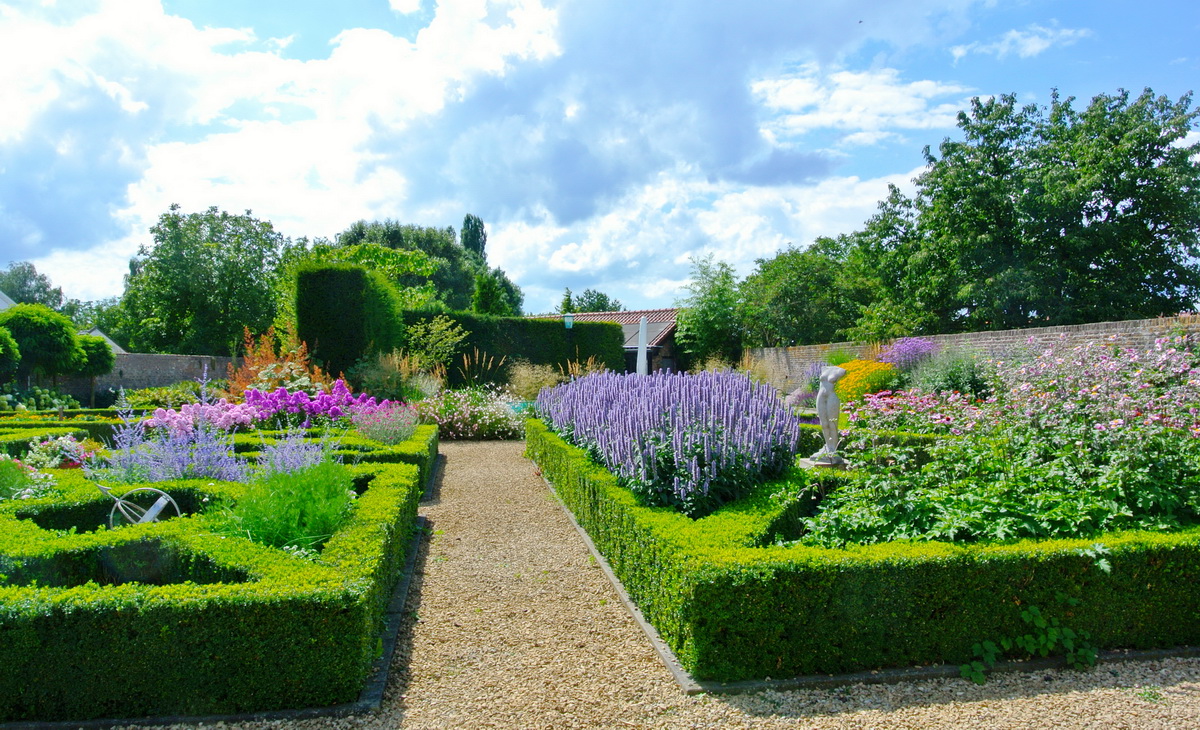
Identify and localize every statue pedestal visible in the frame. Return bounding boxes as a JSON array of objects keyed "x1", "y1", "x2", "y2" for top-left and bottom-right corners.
[{"x1": 798, "y1": 457, "x2": 850, "y2": 471}]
